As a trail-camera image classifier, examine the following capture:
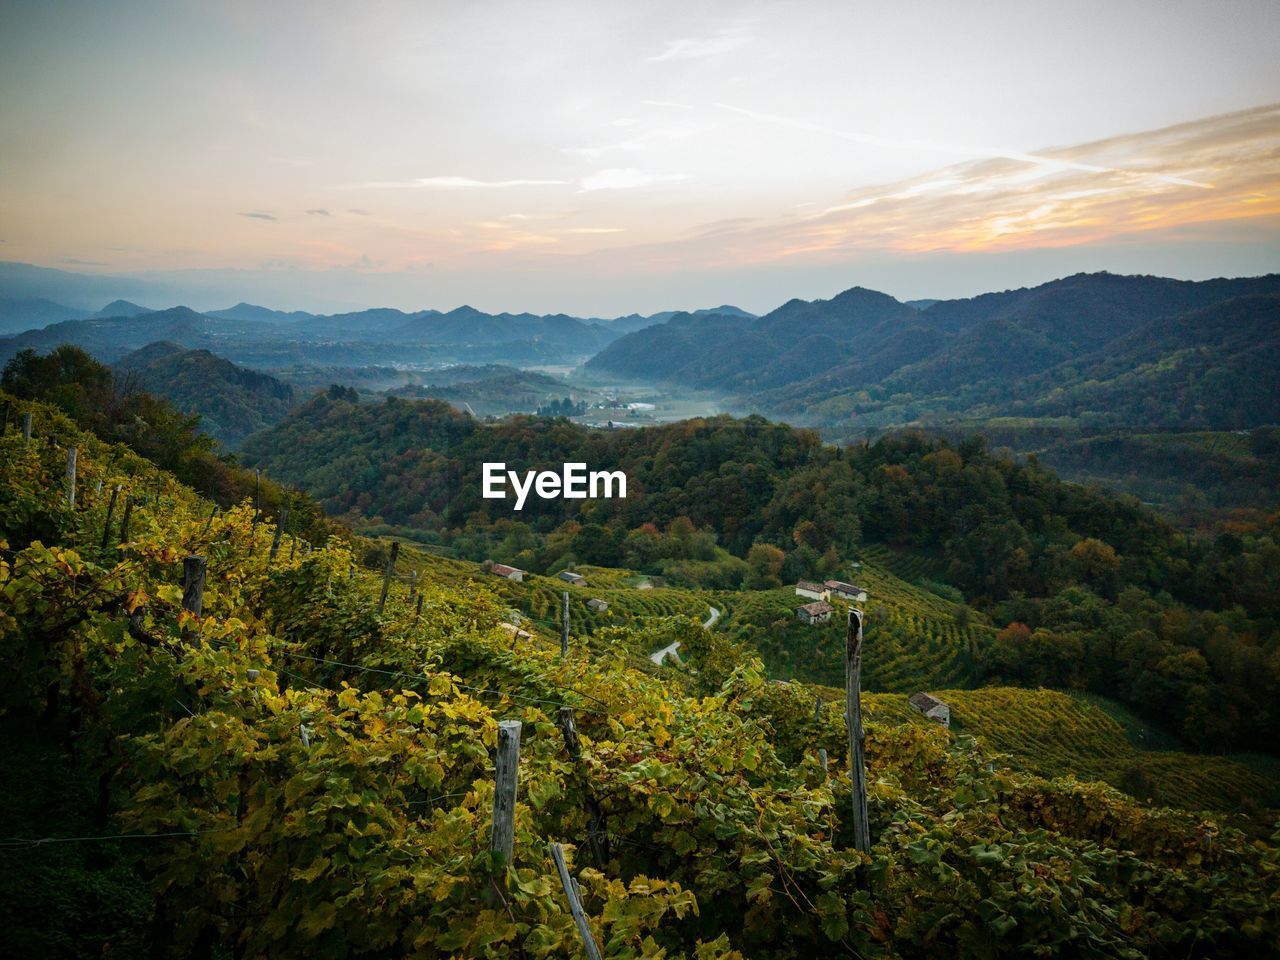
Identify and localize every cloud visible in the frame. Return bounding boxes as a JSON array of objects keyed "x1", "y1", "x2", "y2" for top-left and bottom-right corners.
[
  {"x1": 414, "y1": 176, "x2": 567, "y2": 189},
  {"x1": 306, "y1": 208, "x2": 330, "y2": 216},
  {"x1": 716, "y1": 103, "x2": 1214, "y2": 190},
  {"x1": 346, "y1": 208, "x2": 373, "y2": 216},
  {"x1": 578, "y1": 168, "x2": 688, "y2": 191},
  {"x1": 238, "y1": 211, "x2": 277, "y2": 221},
  {"x1": 353, "y1": 170, "x2": 686, "y2": 194},
  {"x1": 561, "y1": 227, "x2": 626, "y2": 234},
  {"x1": 354, "y1": 176, "x2": 567, "y2": 190},
  {"x1": 600, "y1": 103, "x2": 1280, "y2": 268},
  {"x1": 566, "y1": 118, "x2": 711, "y2": 161},
  {"x1": 647, "y1": 28, "x2": 751, "y2": 62},
  {"x1": 61, "y1": 257, "x2": 107, "y2": 266}
]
